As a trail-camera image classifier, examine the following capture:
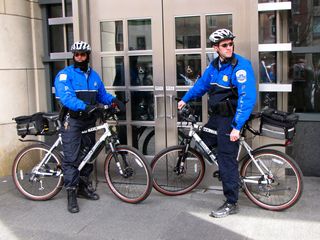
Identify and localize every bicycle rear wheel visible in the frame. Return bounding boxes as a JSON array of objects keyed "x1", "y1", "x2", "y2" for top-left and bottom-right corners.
[
  {"x1": 12, "y1": 144, "x2": 63, "y2": 200},
  {"x1": 151, "y1": 145, "x2": 205, "y2": 196},
  {"x1": 104, "y1": 145, "x2": 152, "y2": 203},
  {"x1": 240, "y1": 149, "x2": 303, "y2": 211}
]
